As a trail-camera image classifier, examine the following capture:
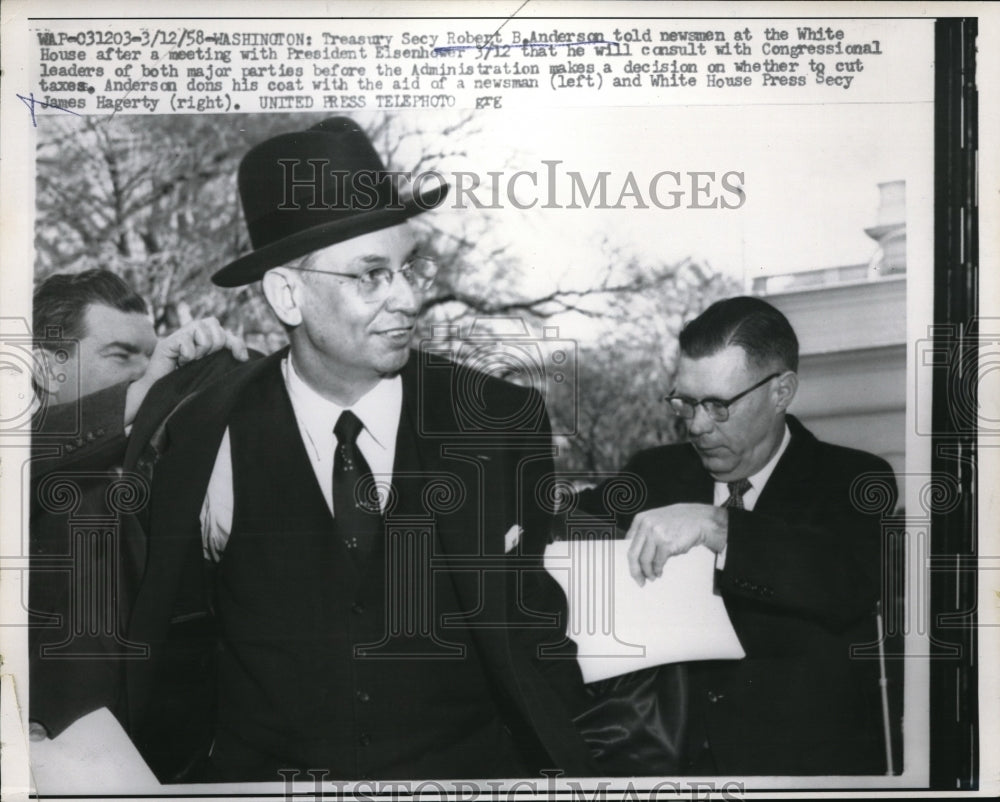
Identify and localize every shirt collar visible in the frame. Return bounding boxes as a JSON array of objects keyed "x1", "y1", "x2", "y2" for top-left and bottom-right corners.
[{"x1": 282, "y1": 354, "x2": 402, "y2": 451}]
